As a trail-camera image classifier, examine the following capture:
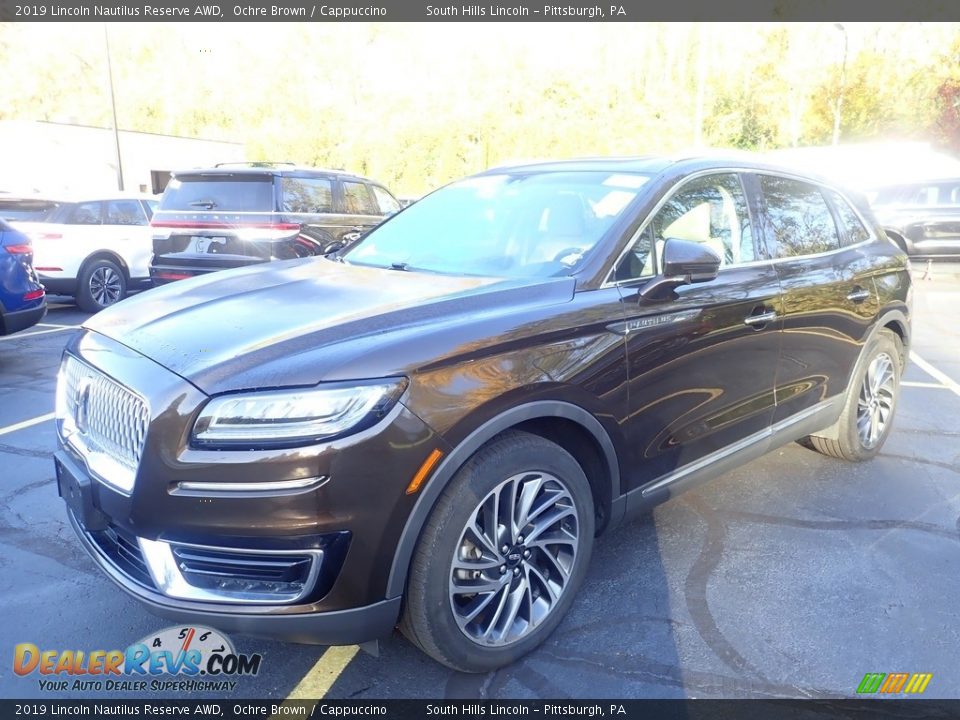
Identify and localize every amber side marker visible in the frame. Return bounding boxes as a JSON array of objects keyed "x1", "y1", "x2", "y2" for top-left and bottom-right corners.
[{"x1": 406, "y1": 449, "x2": 444, "y2": 495}]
